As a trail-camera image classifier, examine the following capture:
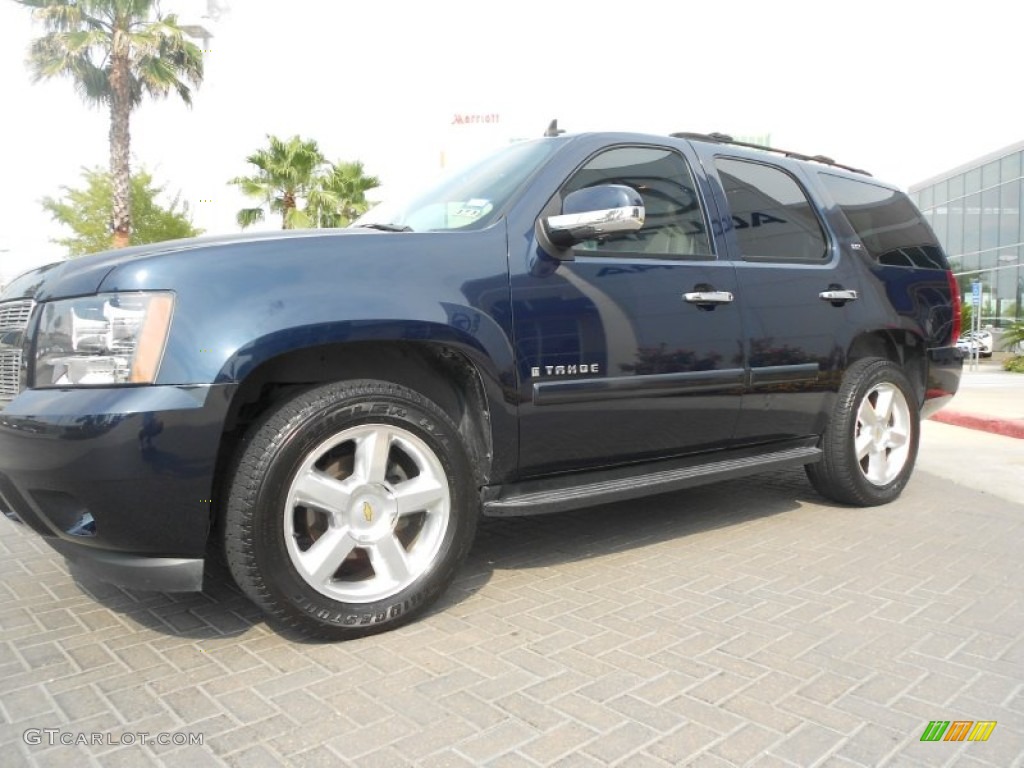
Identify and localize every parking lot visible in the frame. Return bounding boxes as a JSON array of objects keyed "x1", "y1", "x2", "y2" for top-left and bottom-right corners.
[{"x1": 2, "y1": 453, "x2": 1023, "y2": 767}]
